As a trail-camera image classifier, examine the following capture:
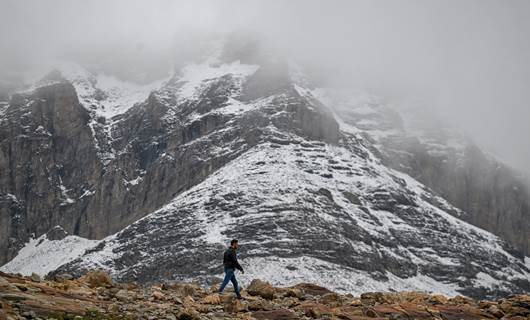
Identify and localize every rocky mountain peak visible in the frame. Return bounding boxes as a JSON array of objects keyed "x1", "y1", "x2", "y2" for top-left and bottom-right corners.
[{"x1": 0, "y1": 38, "x2": 529, "y2": 300}]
